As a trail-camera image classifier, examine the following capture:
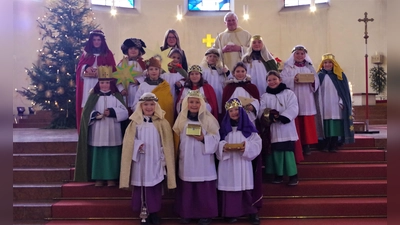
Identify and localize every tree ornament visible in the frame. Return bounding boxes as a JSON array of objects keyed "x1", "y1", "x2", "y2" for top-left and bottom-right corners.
[
  {"x1": 69, "y1": 79, "x2": 75, "y2": 87},
  {"x1": 57, "y1": 87, "x2": 65, "y2": 94},
  {"x1": 45, "y1": 90, "x2": 52, "y2": 98},
  {"x1": 37, "y1": 83, "x2": 44, "y2": 91}
]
